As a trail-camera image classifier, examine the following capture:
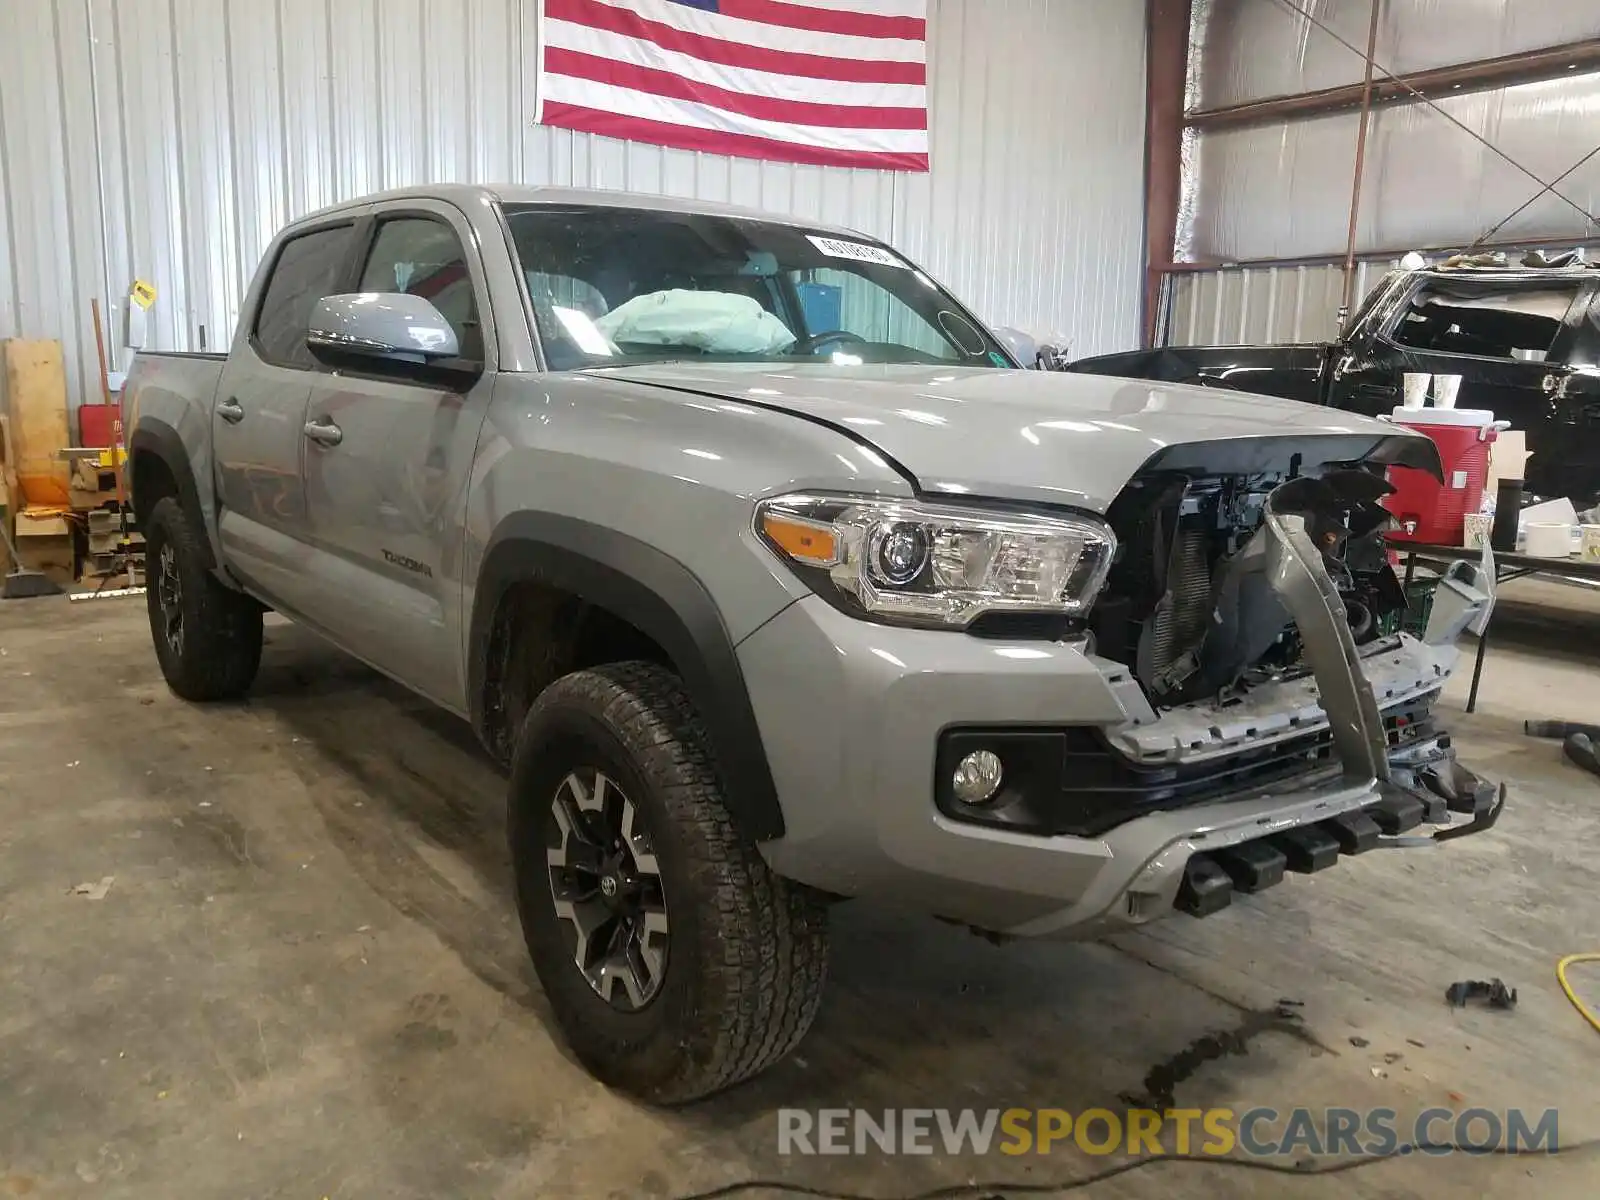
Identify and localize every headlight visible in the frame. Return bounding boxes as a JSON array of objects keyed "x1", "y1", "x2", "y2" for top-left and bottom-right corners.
[{"x1": 755, "y1": 493, "x2": 1116, "y2": 628}]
